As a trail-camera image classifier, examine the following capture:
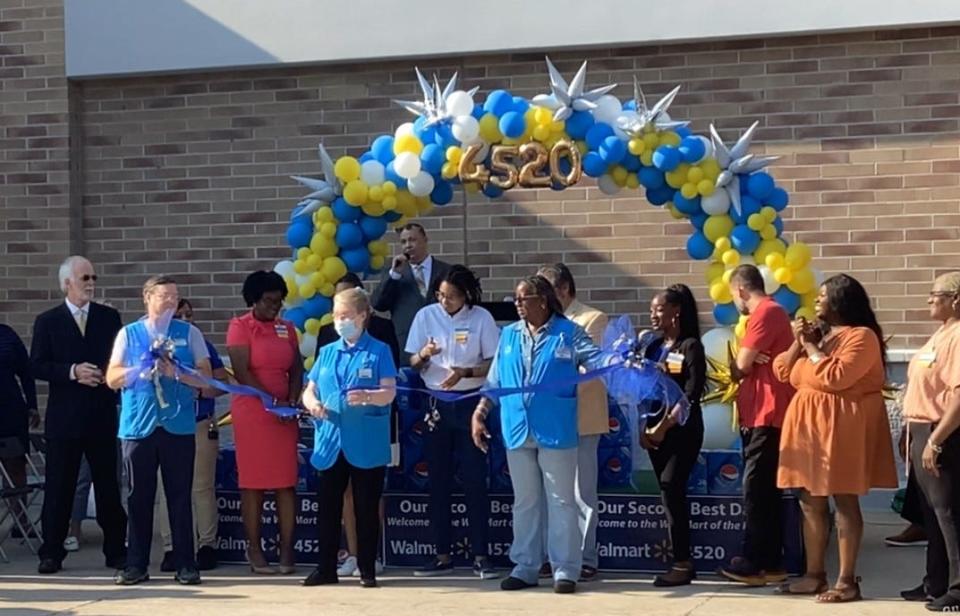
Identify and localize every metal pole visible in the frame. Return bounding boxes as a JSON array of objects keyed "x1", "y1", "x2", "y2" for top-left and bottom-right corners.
[{"x1": 461, "y1": 186, "x2": 469, "y2": 267}]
